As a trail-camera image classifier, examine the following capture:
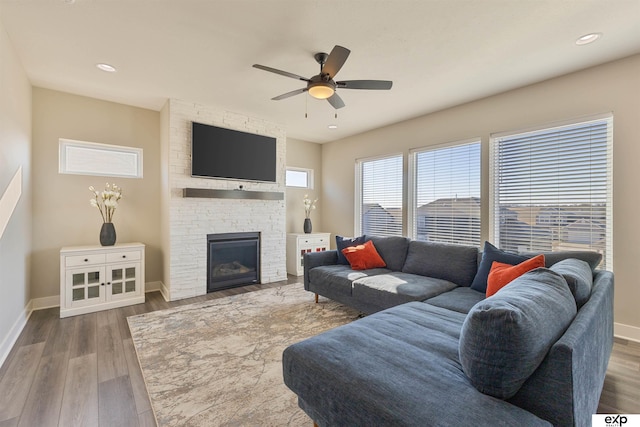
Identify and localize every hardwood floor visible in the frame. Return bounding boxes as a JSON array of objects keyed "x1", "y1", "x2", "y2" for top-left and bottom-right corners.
[{"x1": 0, "y1": 278, "x2": 638, "y2": 426}]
